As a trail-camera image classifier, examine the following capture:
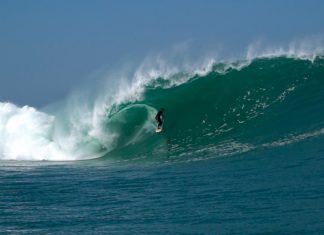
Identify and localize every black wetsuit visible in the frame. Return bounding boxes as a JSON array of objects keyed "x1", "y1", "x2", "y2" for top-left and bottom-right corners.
[{"x1": 155, "y1": 110, "x2": 164, "y2": 129}]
